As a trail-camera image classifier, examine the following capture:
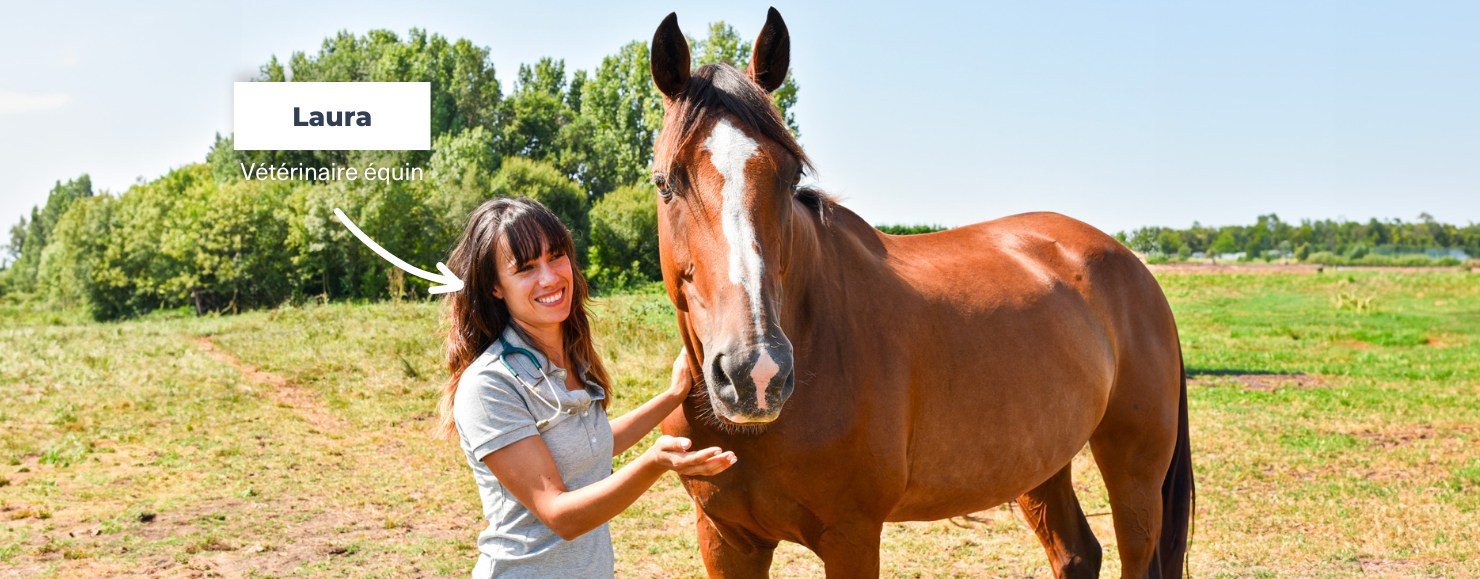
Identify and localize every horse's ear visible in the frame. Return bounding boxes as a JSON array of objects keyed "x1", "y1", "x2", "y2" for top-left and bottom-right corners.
[
  {"x1": 651, "y1": 12, "x2": 691, "y2": 99},
  {"x1": 746, "y1": 7, "x2": 790, "y2": 93}
]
